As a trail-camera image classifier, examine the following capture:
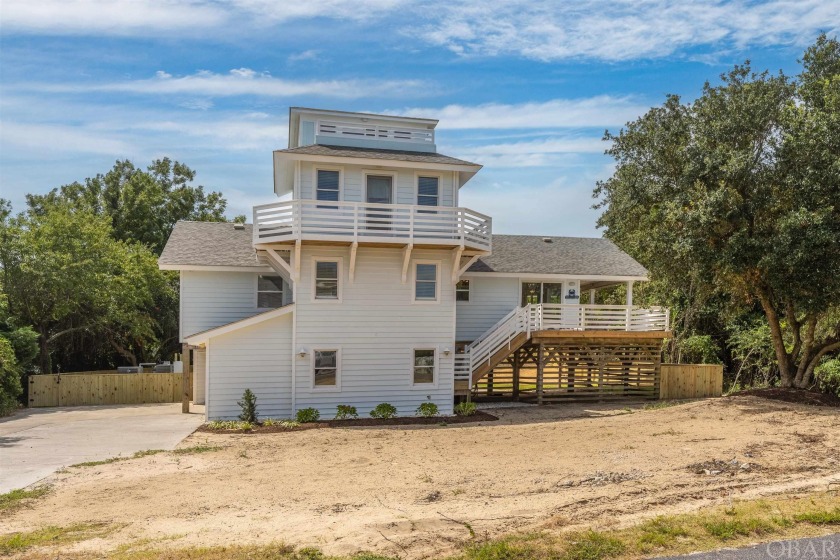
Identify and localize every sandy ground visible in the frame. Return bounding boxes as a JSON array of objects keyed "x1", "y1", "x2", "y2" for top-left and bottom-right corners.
[{"x1": 3, "y1": 396, "x2": 839, "y2": 558}]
